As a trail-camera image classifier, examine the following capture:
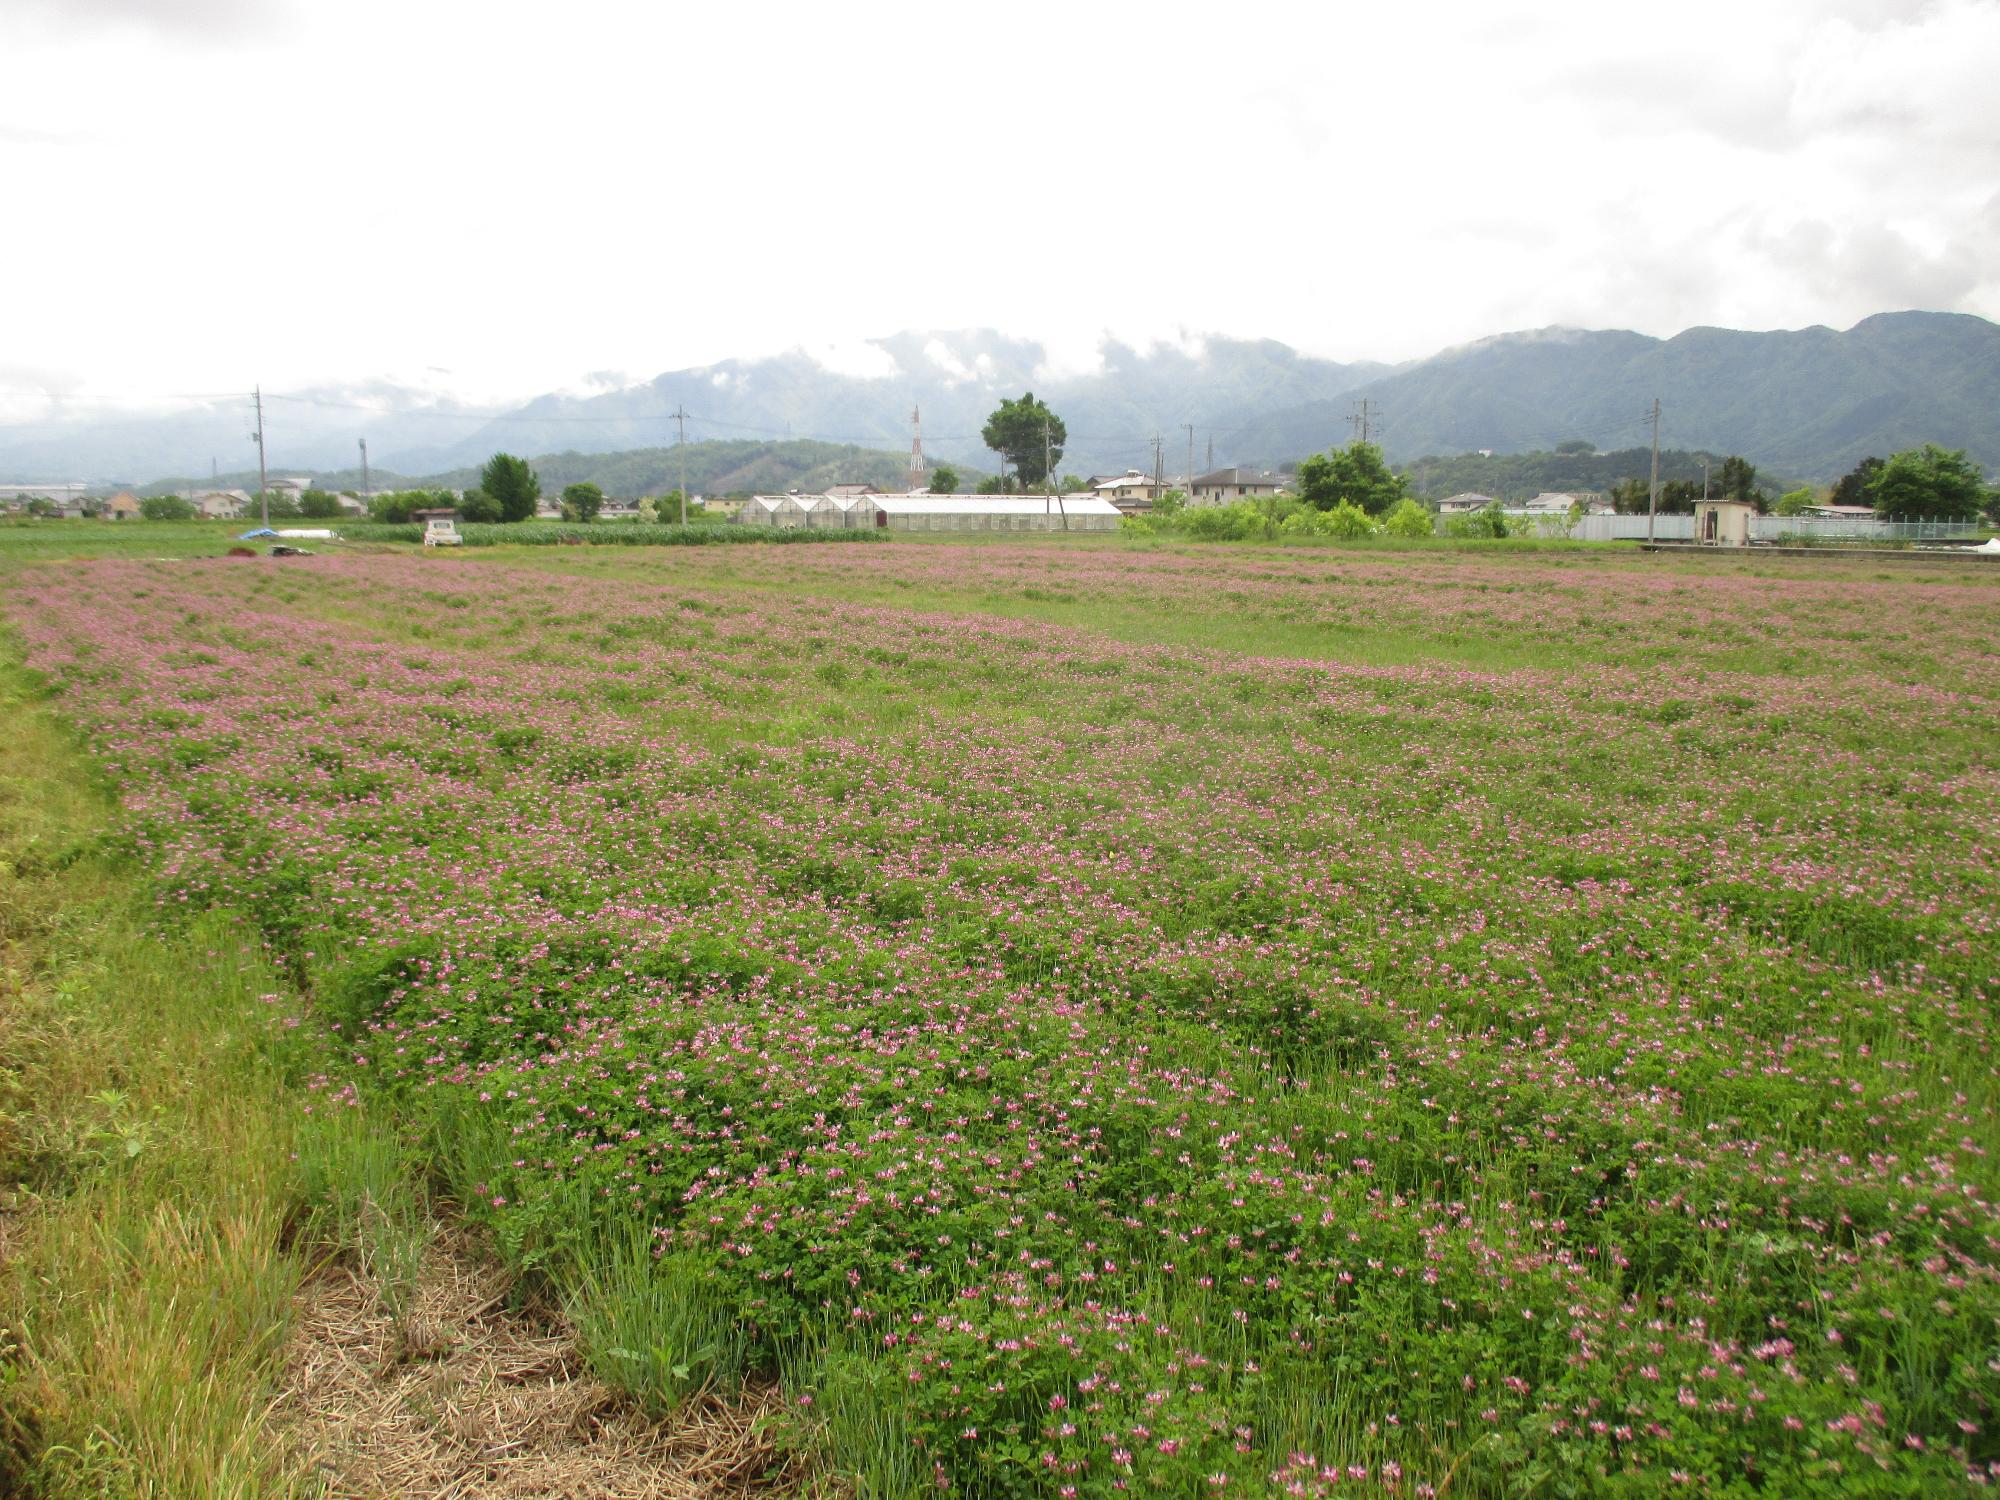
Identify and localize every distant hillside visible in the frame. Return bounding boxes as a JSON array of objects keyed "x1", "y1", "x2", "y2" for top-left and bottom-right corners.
[
  {"x1": 1403, "y1": 448, "x2": 1798, "y2": 502},
  {"x1": 1233, "y1": 312, "x2": 2000, "y2": 481},
  {"x1": 416, "y1": 440, "x2": 950, "y2": 498},
  {"x1": 16, "y1": 312, "x2": 2000, "y2": 487},
  {"x1": 411, "y1": 331, "x2": 1382, "y2": 482},
  {"x1": 141, "y1": 439, "x2": 951, "y2": 501}
]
